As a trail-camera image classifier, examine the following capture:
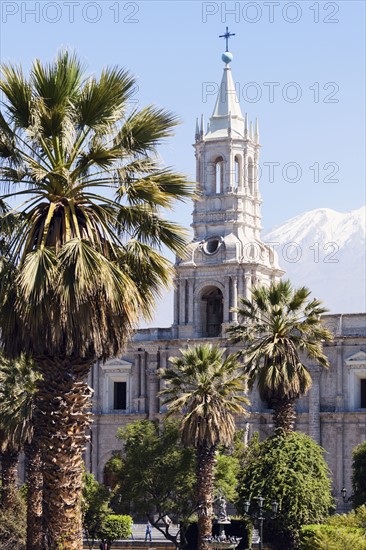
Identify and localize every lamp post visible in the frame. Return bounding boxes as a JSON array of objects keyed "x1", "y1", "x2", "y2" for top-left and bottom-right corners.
[
  {"x1": 243, "y1": 496, "x2": 278, "y2": 550},
  {"x1": 340, "y1": 487, "x2": 353, "y2": 511}
]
